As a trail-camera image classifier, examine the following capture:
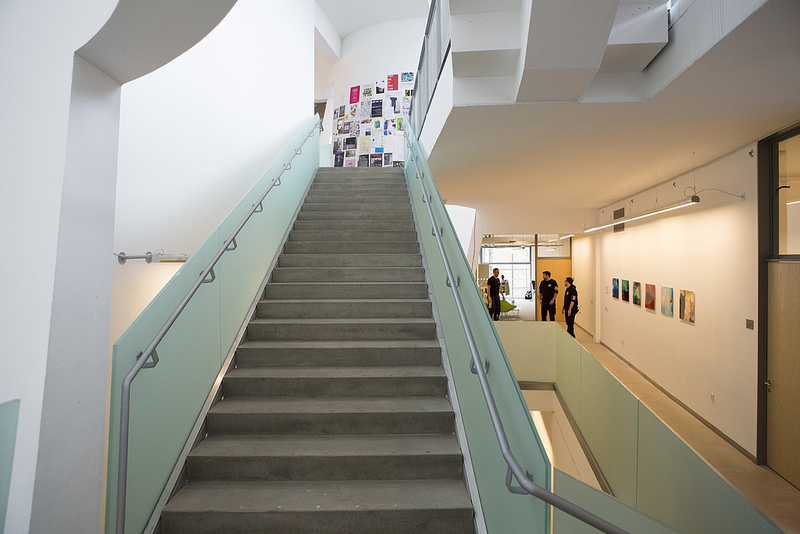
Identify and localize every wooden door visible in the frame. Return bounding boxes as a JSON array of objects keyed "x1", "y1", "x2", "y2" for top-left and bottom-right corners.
[
  {"x1": 767, "y1": 261, "x2": 800, "y2": 489},
  {"x1": 536, "y1": 258, "x2": 572, "y2": 322}
]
